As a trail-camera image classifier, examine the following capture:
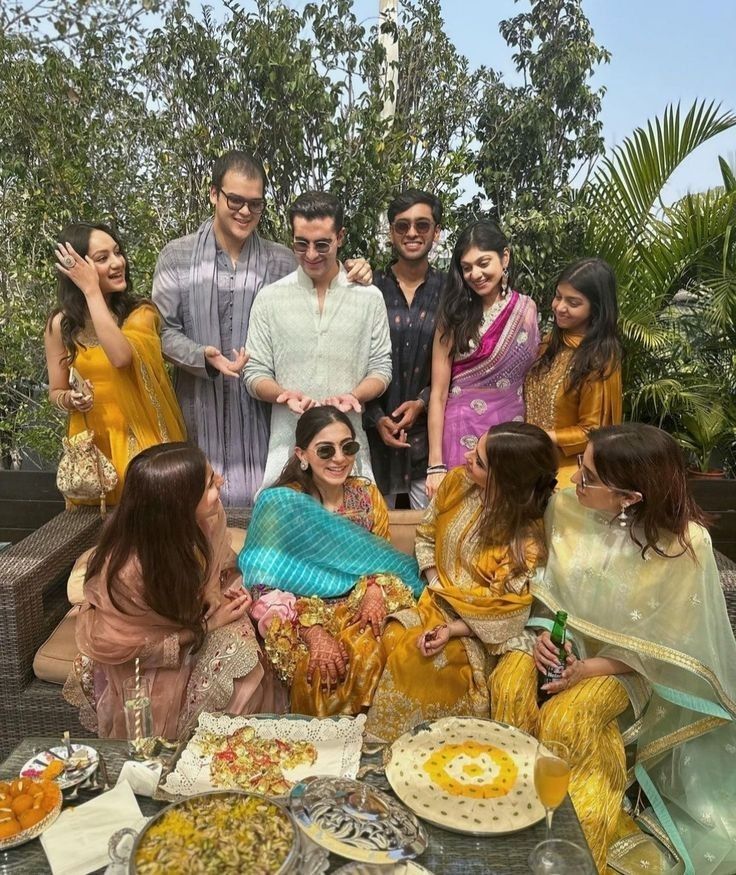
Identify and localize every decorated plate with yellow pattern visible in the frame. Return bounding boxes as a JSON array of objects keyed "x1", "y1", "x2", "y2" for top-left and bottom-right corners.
[{"x1": 385, "y1": 717, "x2": 545, "y2": 835}]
